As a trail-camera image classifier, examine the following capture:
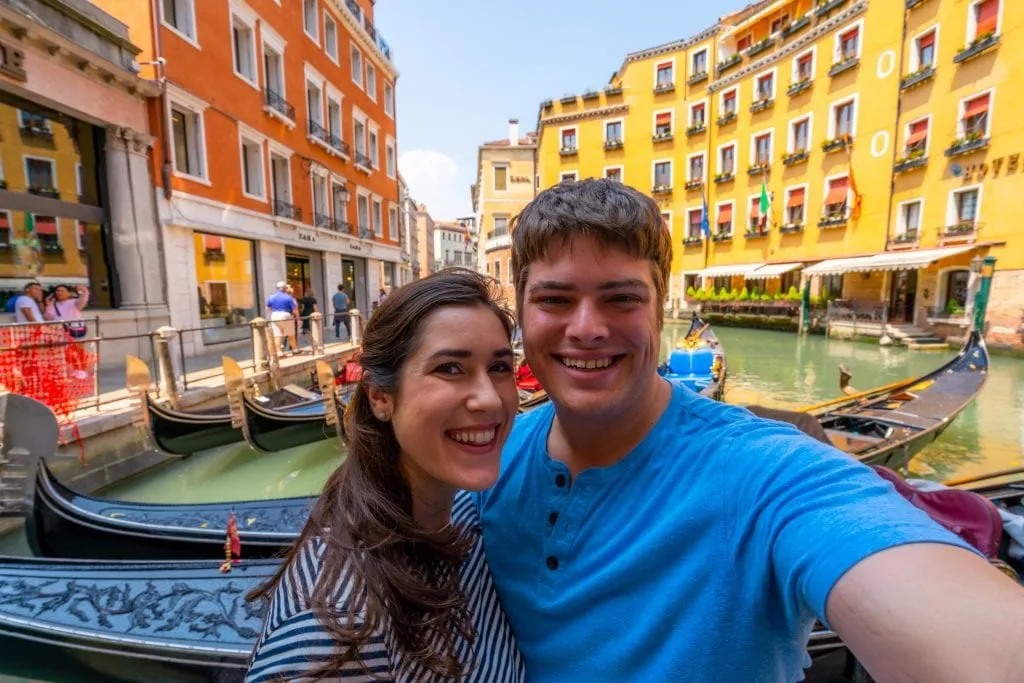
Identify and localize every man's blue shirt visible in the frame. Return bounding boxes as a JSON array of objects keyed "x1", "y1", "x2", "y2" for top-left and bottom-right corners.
[
  {"x1": 476, "y1": 382, "x2": 974, "y2": 682},
  {"x1": 332, "y1": 291, "x2": 350, "y2": 313},
  {"x1": 266, "y1": 291, "x2": 295, "y2": 314}
]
